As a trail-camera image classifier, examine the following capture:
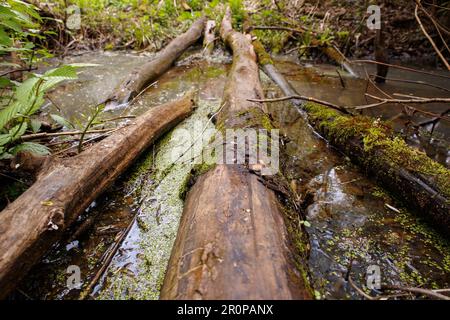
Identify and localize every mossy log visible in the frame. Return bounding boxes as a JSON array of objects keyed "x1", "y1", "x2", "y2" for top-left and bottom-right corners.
[
  {"x1": 0, "y1": 94, "x2": 195, "y2": 298},
  {"x1": 303, "y1": 103, "x2": 450, "y2": 233},
  {"x1": 160, "y1": 8, "x2": 312, "y2": 300},
  {"x1": 252, "y1": 44, "x2": 450, "y2": 235},
  {"x1": 105, "y1": 17, "x2": 206, "y2": 106}
]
